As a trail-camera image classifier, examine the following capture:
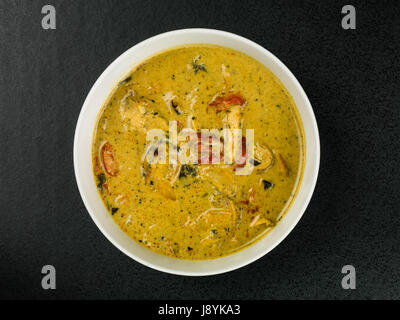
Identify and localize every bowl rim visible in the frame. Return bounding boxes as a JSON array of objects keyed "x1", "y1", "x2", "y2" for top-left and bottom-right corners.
[{"x1": 73, "y1": 28, "x2": 320, "y2": 276}]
